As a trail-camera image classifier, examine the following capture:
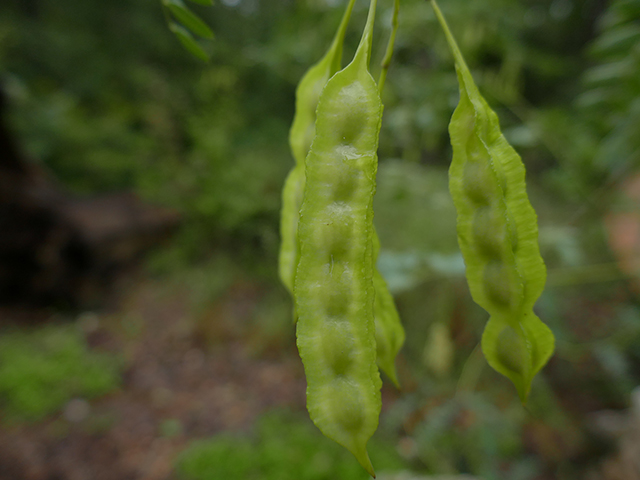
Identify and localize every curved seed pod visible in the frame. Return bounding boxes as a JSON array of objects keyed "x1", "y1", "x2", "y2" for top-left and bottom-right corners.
[
  {"x1": 371, "y1": 0, "x2": 404, "y2": 387},
  {"x1": 279, "y1": 0, "x2": 405, "y2": 389},
  {"x1": 279, "y1": 166, "x2": 305, "y2": 295},
  {"x1": 279, "y1": 0, "x2": 358, "y2": 295},
  {"x1": 295, "y1": 0, "x2": 382, "y2": 475},
  {"x1": 372, "y1": 231, "x2": 404, "y2": 387},
  {"x1": 431, "y1": 0, "x2": 554, "y2": 403}
]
